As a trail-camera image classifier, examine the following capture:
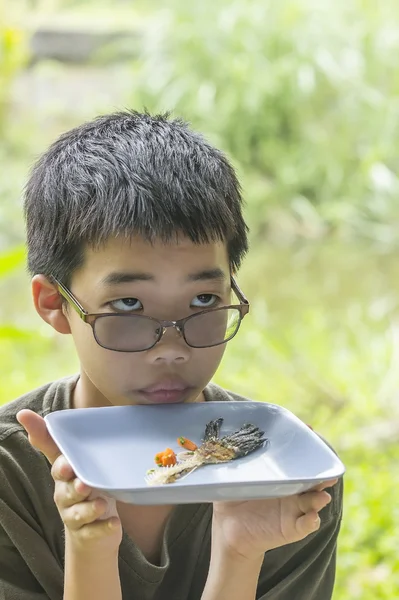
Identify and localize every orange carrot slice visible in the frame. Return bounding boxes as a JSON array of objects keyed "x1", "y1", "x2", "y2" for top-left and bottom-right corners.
[
  {"x1": 161, "y1": 449, "x2": 177, "y2": 467},
  {"x1": 154, "y1": 451, "x2": 165, "y2": 466},
  {"x1": 177, "y1": 437, "x2": 198, "y2": 451},
  {"x1": 155, "y1": 448, "x2": 177, "y2": 467}
]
